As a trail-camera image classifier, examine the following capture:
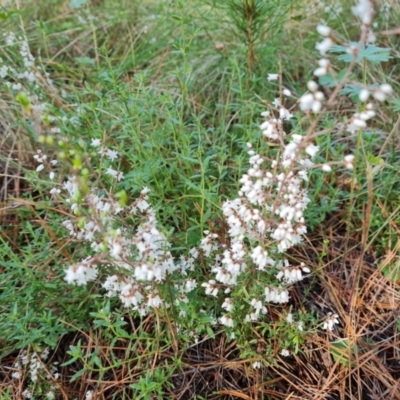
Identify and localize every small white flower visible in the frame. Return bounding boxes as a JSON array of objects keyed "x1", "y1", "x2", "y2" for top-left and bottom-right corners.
[
  {"x1": 147, "y1": 293, "x2": 162, "y2": 308},
  {"x1": 297, "y1": 321, "x2": 304, "y2": 331},
  {"x1": 272, "y1": 98, "x2": 281, "y2": 108},
  {"x1": 222, "y1": 298, "x2": 234, "y2": 312},
  {"x1": 141, "y1": 186, "x2": 150, "y2": 194},
  {"x1": 352, "y1": 0, "x2": 374, "y2": 25},
  {"x1": 106, "y1": 167, "x2": 117, "y2": 177},
  {"x1": 305, "y1": 143, "x2": 319, "y2": 157},
  {"x1": 322, "y1": 164, "x2": 332, "y2": 172},
  {"x1": 299, "y1": 92, "x2": 322, "y2": 113},
  {"x1": 279, "y1": 107, "x2": 293, "y2": 120},
  {"x1": 11, "y1": 371, "x2": 21, "y2": 380},
  {"x1": 220, "y1": 314, "x2": 234, "y2": 327},
  {"x1": 280, "y1": 349, "x2": 290, "y2": 357},
  {"x1": 323, "y1": 312, "x2": 340, "y2": 331},
  {"x1": 106, "y1": 167, "x2": 124, "y2": 181},
  {"x1": 106, "y1": 149, "x2": 119, "y2": 161},
  {"x1": 202, "y1": 280, "x2": 219, "y2": 297},
  {"x1": 283, "y1": 88, "x2": 291, "y2": 97},
  {"x1": 22, "y1": 389, "x2": 33, "y2": 399},
  {"x1": 267, "y1": 73, "x2": 279, "y2": 81},
  {"x1": 359, "y1": 89, "x2": 370, "y2": 102},
  {"x1": 307, "y1": 81, "x2": 318, "y2": 92},
  {"x1": 314, "y1": 67, "x2": 327, "y2": 77},
  {"x1": 252, "y1": 361, "x2": 261, "y2": 369},
  {"x1": 380, "y1": 83, "x2": 392, "y2": 94},
  {"x1": 318, "y1": 59, "x2": 330, "y2": 68},
  {"x1": 316, "y1": 38, "x2": 333, "y2": 55},
  {"x1": 50, "y1": 188, "x2": 61, "y2": 195},
  {"x1": 36, "y1": 164, "x2": 45, "y2": 172},
  {"x1": 317, "y1": 25, "x2": 331, "y2": 36},
  {"x1": 91, "y1": 138, "x2": 101, "y2": 147},
  {"x1": 343, "y1": 154, "x2": 355, "y2": 169}
]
